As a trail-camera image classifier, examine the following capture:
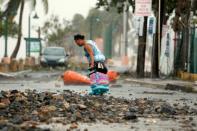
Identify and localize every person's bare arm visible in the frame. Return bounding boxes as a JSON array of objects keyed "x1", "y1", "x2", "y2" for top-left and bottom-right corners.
[{"x1": 84, "y1": 44, "x2": 94, "y2": 68}]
